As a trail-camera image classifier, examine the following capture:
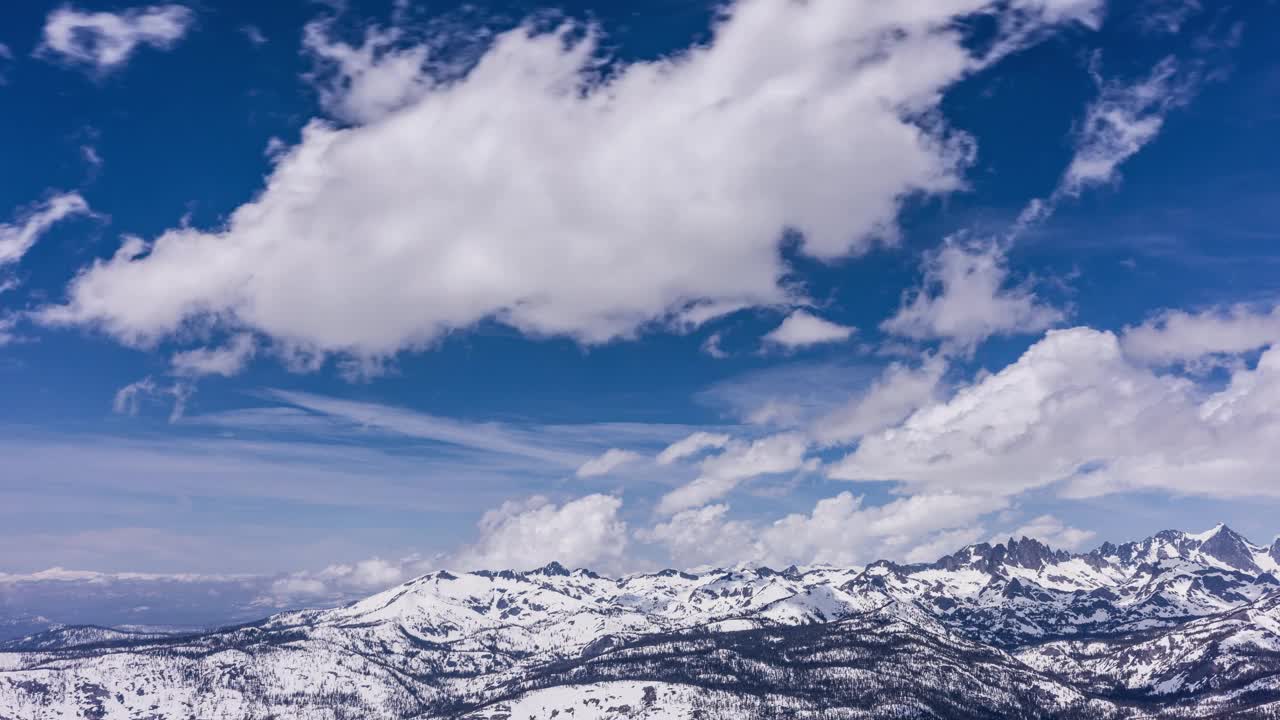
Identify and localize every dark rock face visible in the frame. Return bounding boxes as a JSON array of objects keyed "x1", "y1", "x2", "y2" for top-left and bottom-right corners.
[
  {"x1": 531, "y1": 561, "x2": 571, "y2": 577},
  {"x1": 1200, "y1": 525, "x2": 1262, "y2": 573},
  {"x1": 1004, "y1": 536, "x2": 1071, "y2": 570}
]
